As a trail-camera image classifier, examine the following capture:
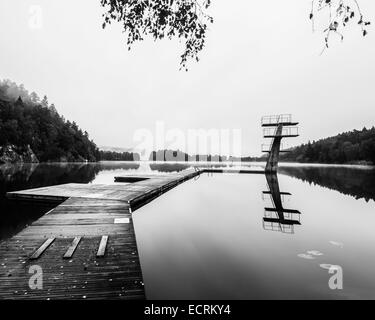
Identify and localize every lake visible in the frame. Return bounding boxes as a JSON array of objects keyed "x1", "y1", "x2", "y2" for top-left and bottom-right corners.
[{"x1": 1, "y1": 161, "x2": 375, "y2": 299}]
